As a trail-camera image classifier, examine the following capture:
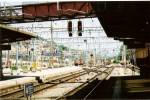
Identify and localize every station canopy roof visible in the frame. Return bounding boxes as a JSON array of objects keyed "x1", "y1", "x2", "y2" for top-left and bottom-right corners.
[
  {"x1": 0, "y1": 25, "x2": 37, "y2": 43},
  {"x1": 91, "y1": 1, "x2": 150, "y2": 48},
  {"x1": 1, "y1": 1, "x2": 150, "y2": 48}
]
